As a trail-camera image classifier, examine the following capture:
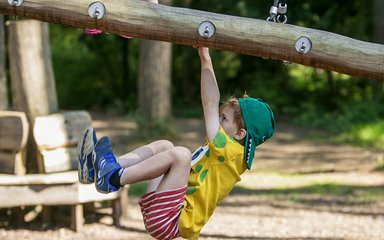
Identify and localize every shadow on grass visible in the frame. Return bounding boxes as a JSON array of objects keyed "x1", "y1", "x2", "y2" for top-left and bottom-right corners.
[
  {"x1": 199, "y1": 234, "x2": 343, "y2": 240},
  {"x1": 224, "y1": 183, "x2": 384, "y2": 216}
]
